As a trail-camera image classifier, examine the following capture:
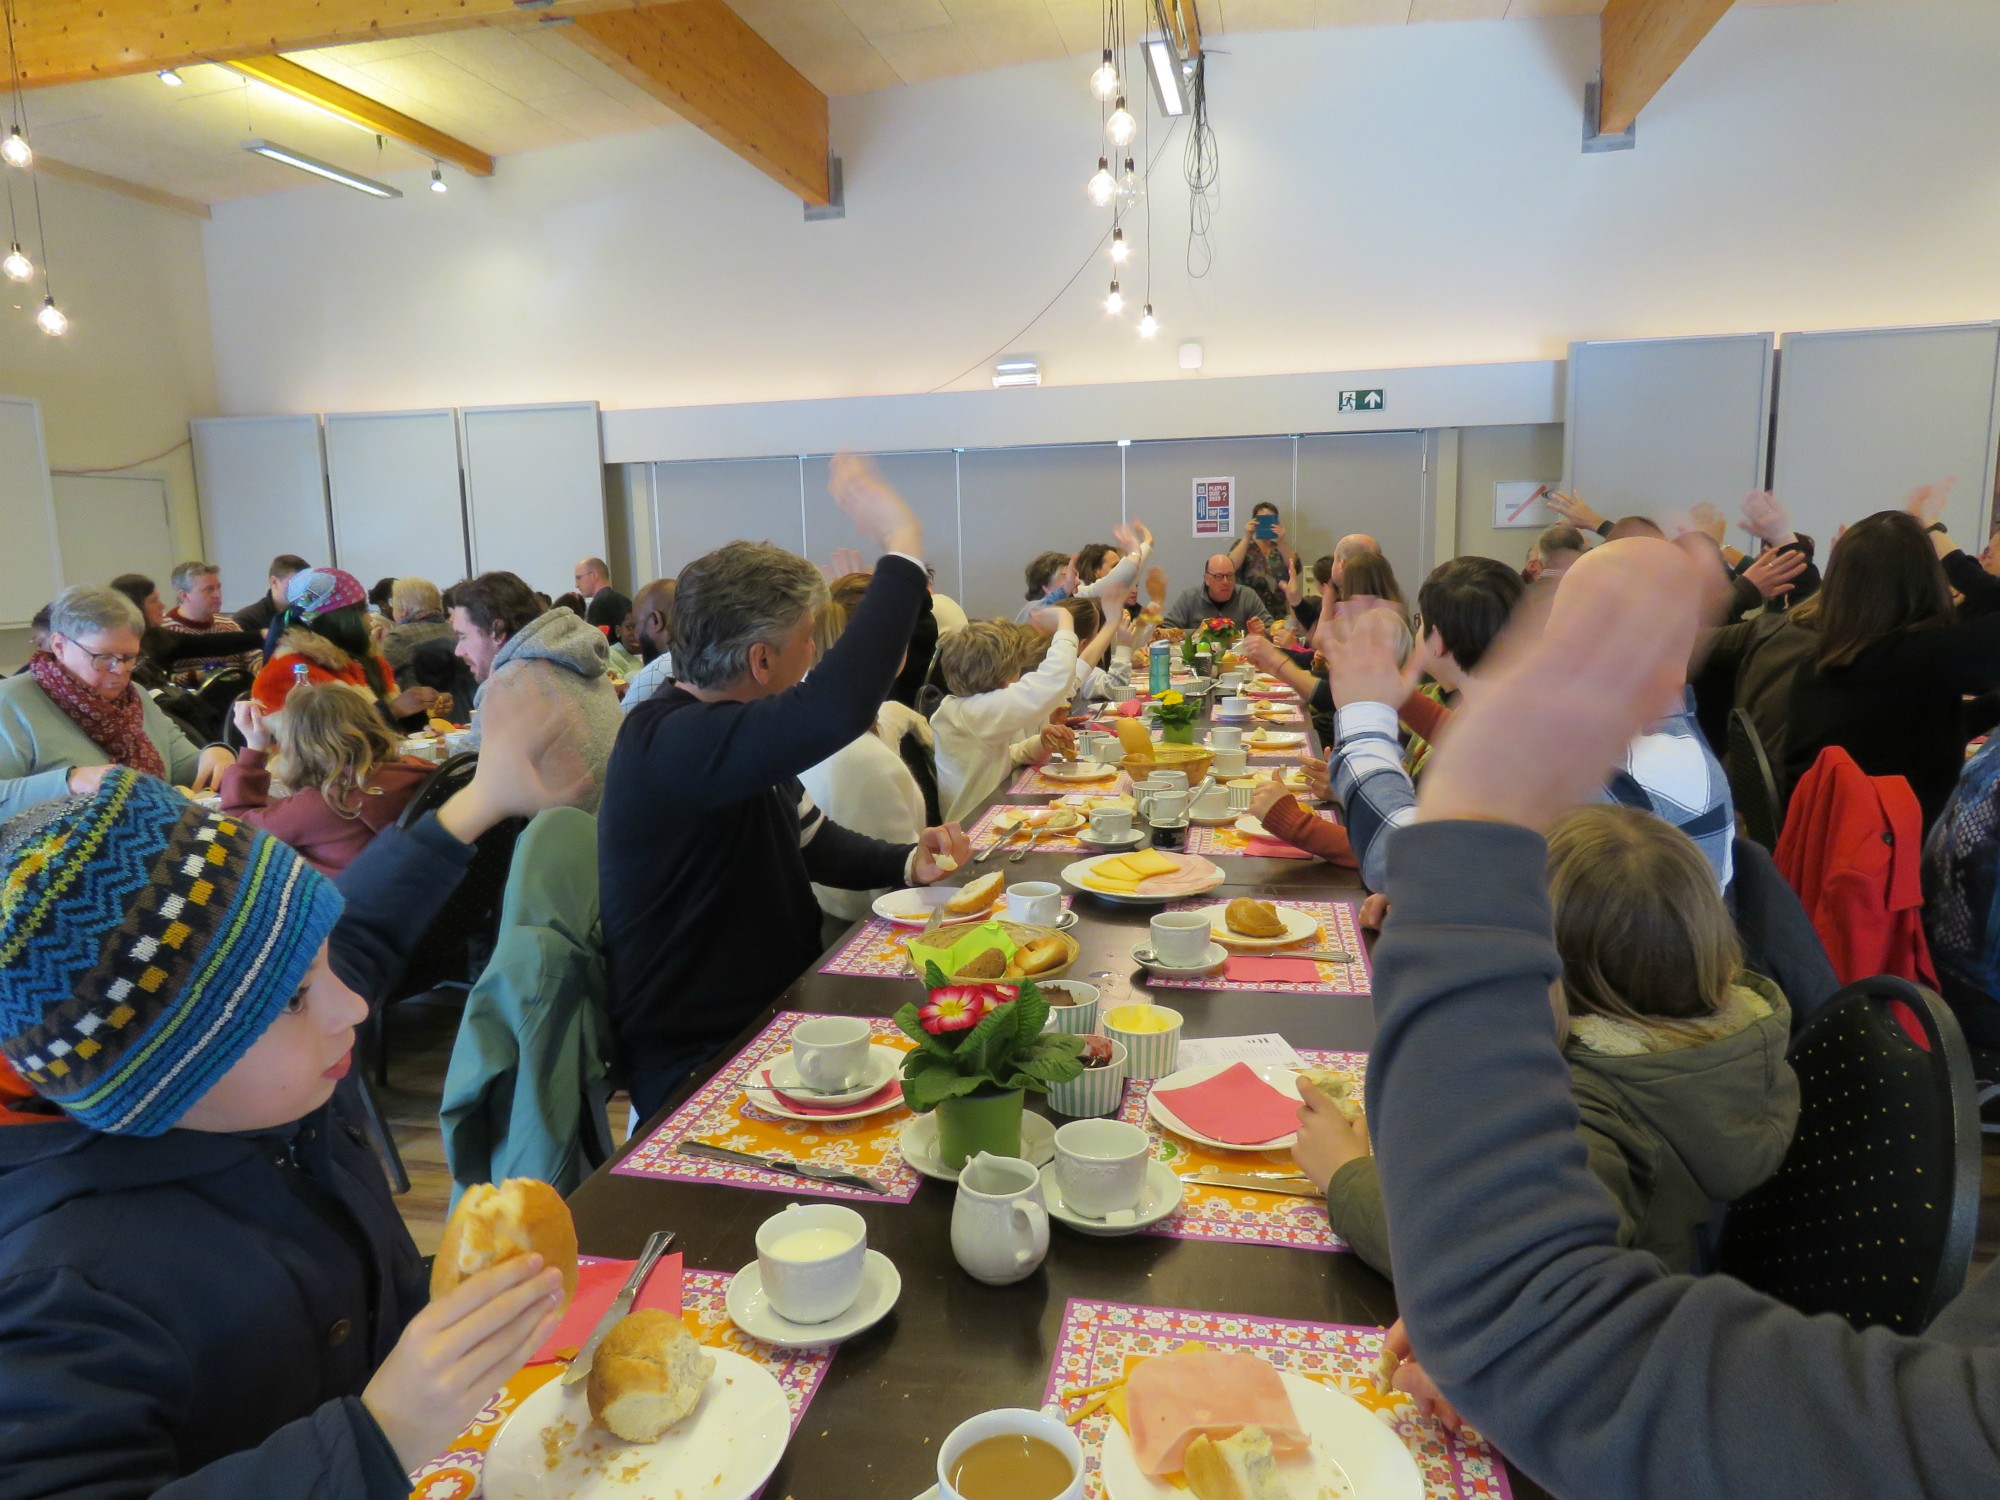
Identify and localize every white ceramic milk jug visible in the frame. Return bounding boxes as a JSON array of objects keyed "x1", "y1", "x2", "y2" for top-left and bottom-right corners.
[{"x1": 950, "y1": 1152, "x2": 1050, "y2": 1285}]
